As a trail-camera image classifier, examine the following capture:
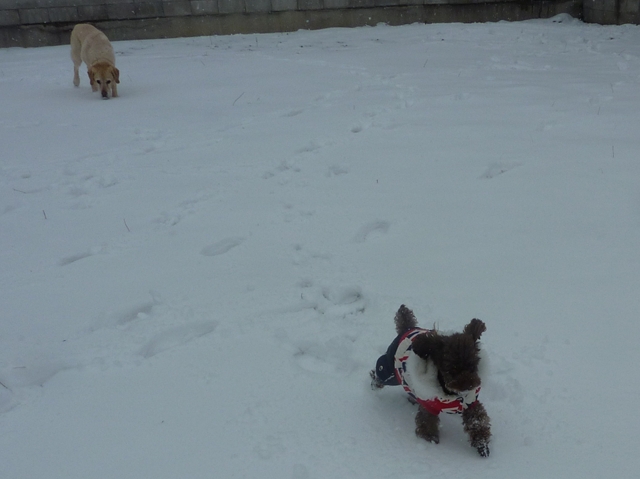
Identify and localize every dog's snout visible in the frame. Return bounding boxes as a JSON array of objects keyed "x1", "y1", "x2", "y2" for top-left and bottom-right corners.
[{"x1": 101, "y1": 90, "x2": 109, "y2": 98}]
